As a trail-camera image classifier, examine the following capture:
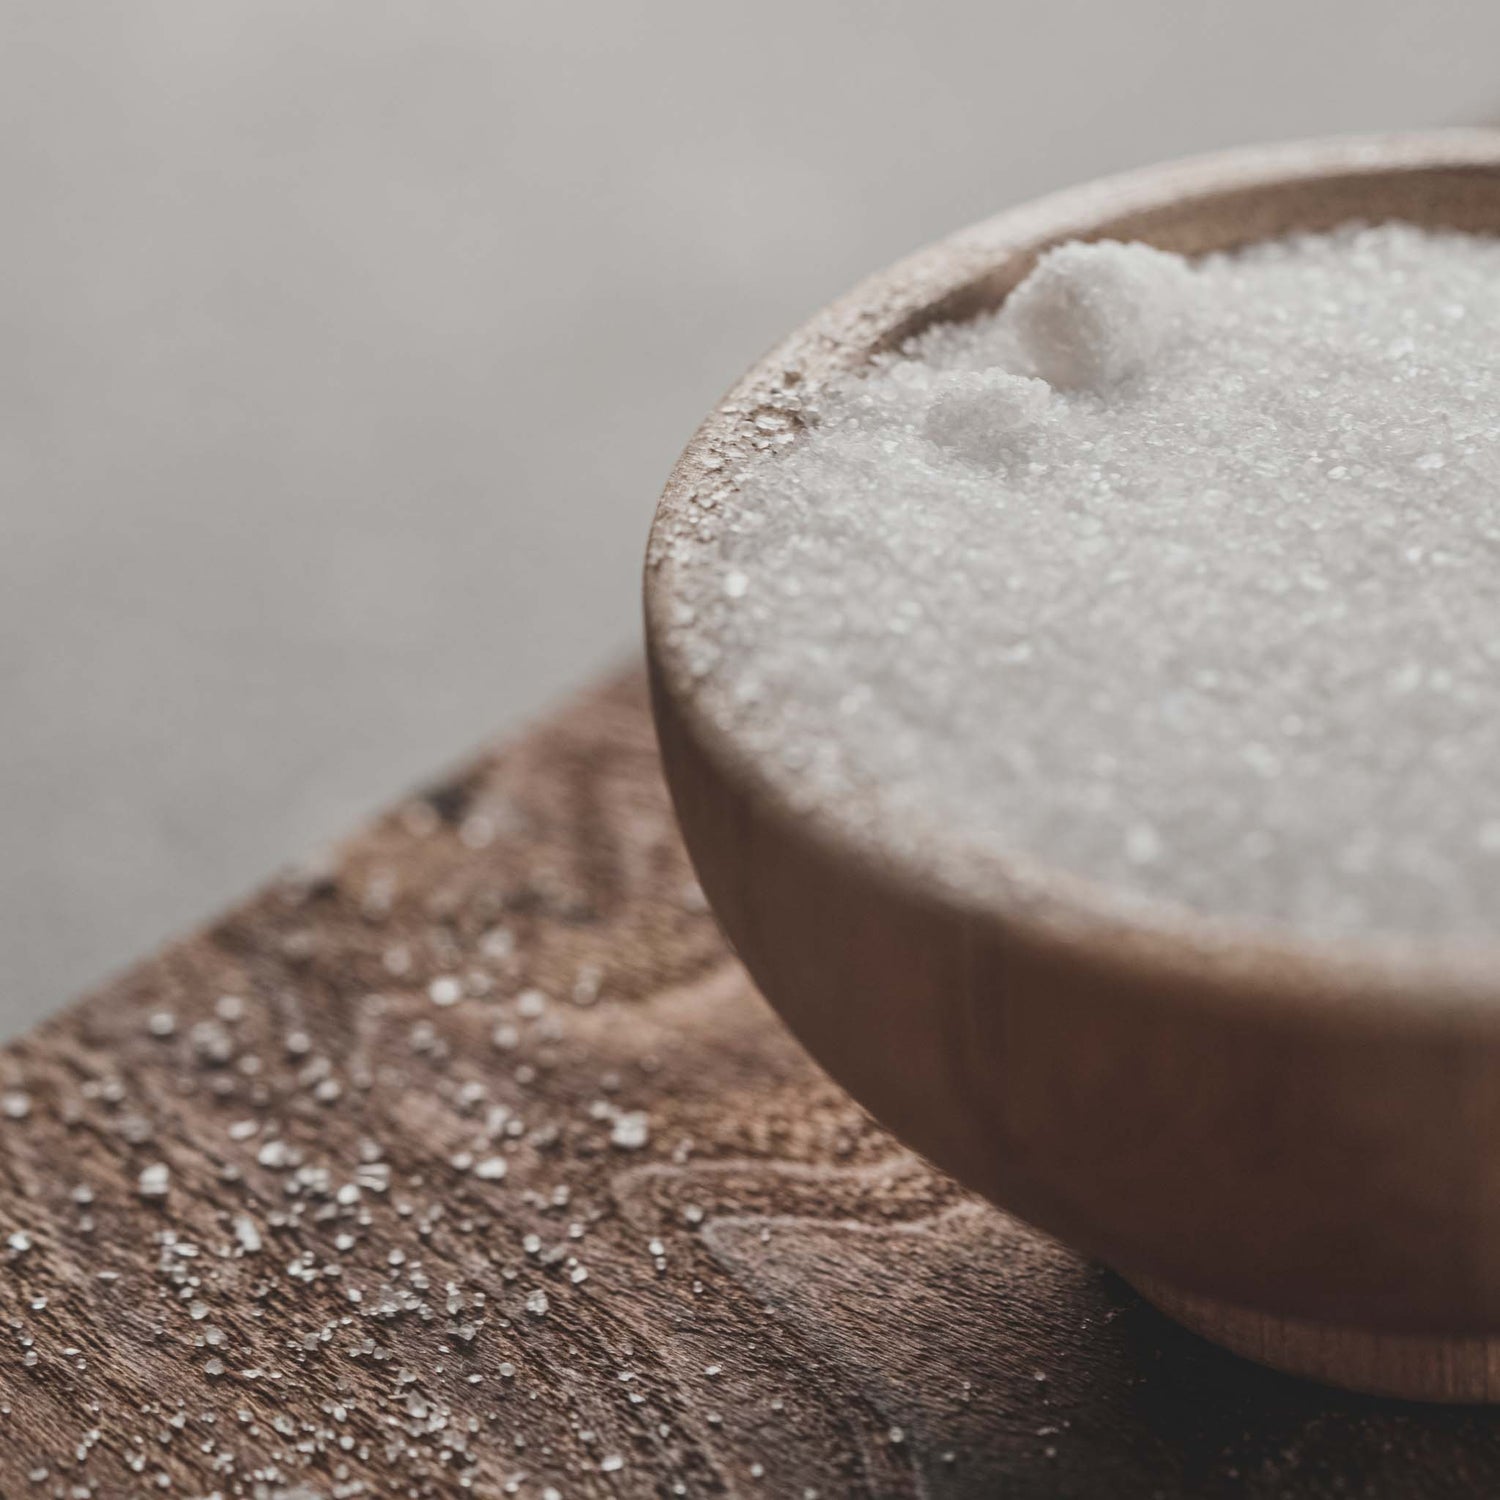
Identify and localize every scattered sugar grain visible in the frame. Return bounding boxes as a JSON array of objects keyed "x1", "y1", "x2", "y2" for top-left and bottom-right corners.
[
  {"x1": 610, "y1": 1111, "x2": 650, "y2": 1150},
  {"x1": 137, "y1": 1163, "x2": 170, "y2": 1200},
  {"x1": 428, "y1": 976, "x2": 463, "y2": 1007}
]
